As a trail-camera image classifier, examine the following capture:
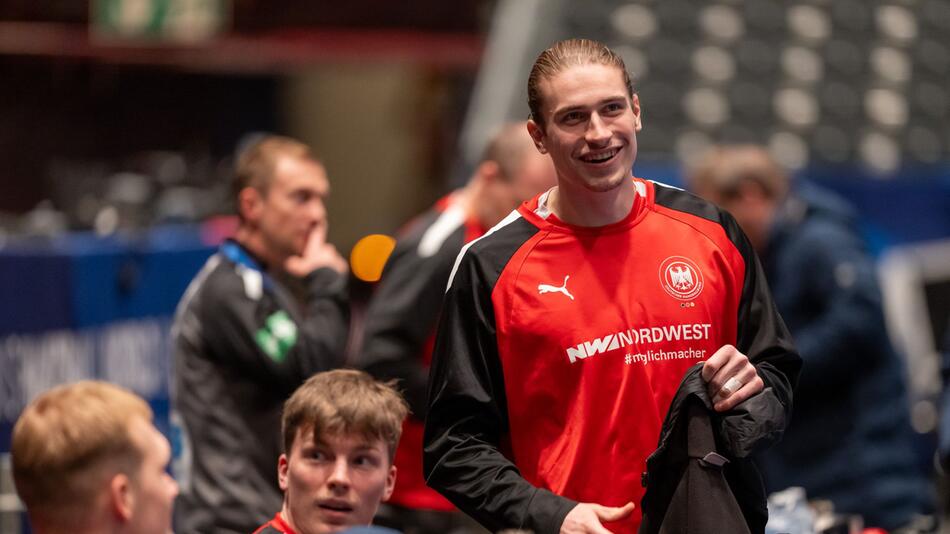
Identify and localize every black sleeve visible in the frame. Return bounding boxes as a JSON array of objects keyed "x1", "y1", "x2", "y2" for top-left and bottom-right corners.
[
  {"x1": 359, "y1": 229, "x2": 463, "y2": 418},
  {"x1": 199, "y1": 265, "x2": 350, "y2": 395},
  {"x1": 423, "y1": 249, "x2": 577, "y2": 534},
  {"x1": 725, "y1": 212, "x2": 802, "y2": 415}
]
